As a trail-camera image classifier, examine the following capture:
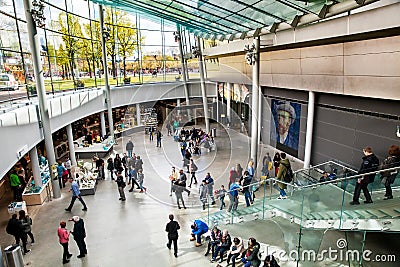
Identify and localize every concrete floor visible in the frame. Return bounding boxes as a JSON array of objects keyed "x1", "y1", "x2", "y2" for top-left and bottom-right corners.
[{"x1": 1, "y1": 125, "x2": 398, "y2": 267}]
